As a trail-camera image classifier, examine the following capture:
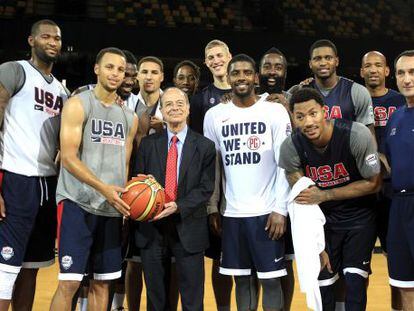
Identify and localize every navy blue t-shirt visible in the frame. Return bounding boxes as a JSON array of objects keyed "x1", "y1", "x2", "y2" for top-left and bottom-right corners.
[
  {"x1": 372, "y1": 89, "x2": 406, "y2": 154},
  {"x1": 385, "y1": 106, "x2": 414, "y2": 192},
  {"x1": 189, "y1": 83, "x2": 231, "y2": 134},
  {"x1": 311, "y1": 77, "x2": 355, "y2": 121},
  {"x1": 291, "y1": 119, "x2": 376, "y2": 229}
]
